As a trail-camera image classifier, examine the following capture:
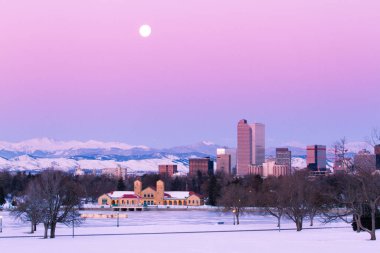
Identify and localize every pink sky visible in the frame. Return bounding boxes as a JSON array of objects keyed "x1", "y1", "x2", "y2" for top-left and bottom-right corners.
[{"x1": 0, "y1": 0, "x2": 379, "y2": 147}]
